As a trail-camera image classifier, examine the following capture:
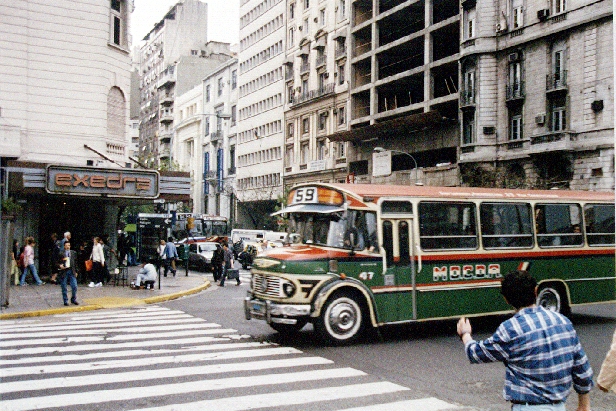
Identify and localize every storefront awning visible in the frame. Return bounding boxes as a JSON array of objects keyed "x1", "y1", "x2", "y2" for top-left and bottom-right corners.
[{"x1": 327, "y1": 110, "x2": 443, "y2": 143}]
